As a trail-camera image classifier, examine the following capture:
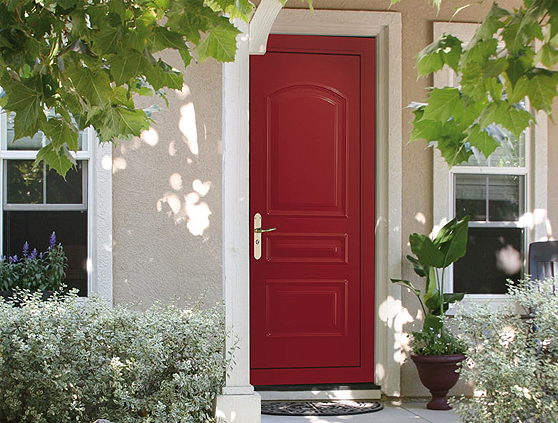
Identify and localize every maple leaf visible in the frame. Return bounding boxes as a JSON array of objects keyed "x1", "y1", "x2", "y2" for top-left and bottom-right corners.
[
  {"x1": 197, "y1": 23, "x2": 240, "y2": 63},
  {"x1": 421, "y1": 88, "x2": 464, "y2": 124}
]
